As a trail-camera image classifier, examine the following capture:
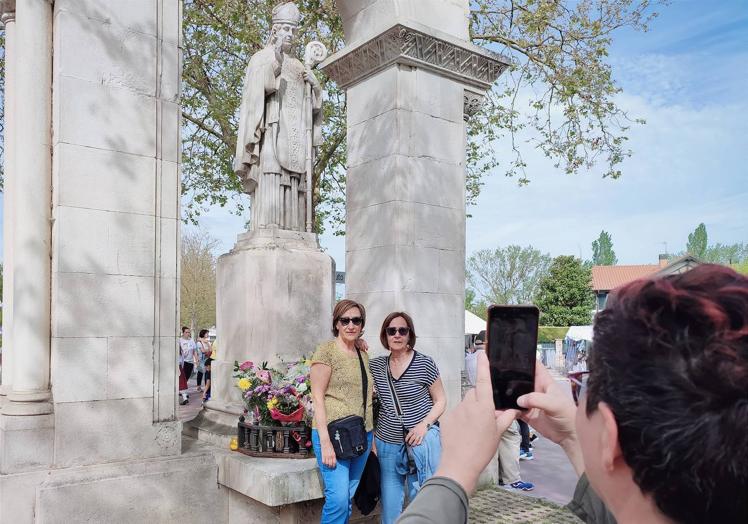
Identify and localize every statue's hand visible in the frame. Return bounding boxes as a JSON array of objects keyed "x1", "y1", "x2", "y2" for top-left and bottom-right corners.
[
  {"x1": 273, "y1": 38, "x2": 284, "y2": 67},
  {"x1": 303, "y1": 69, "x2": 321, "y2": 93}
]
